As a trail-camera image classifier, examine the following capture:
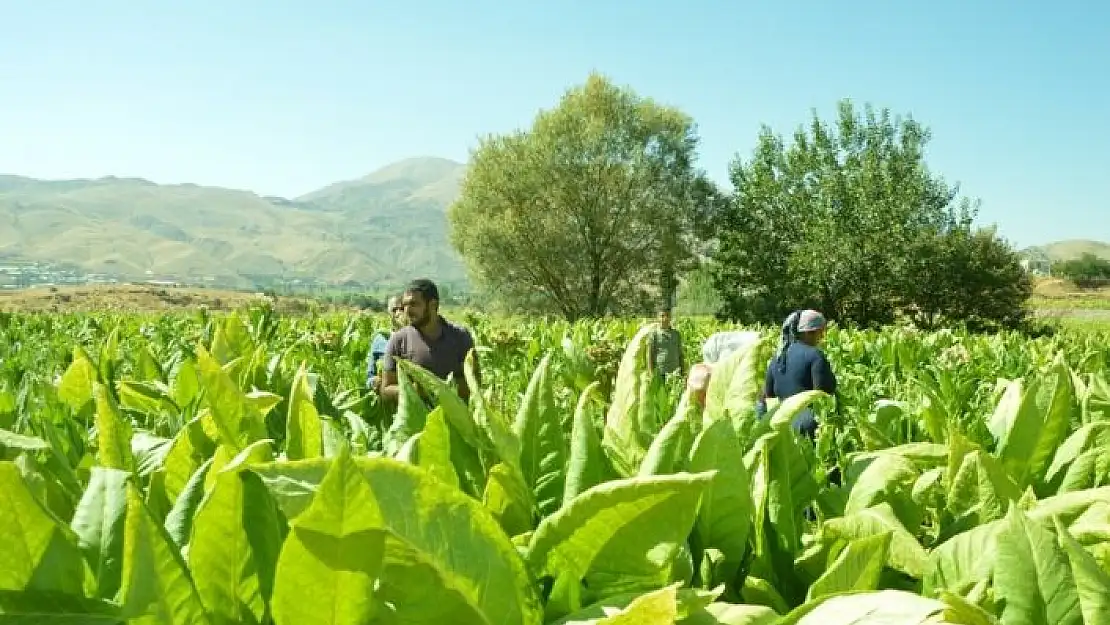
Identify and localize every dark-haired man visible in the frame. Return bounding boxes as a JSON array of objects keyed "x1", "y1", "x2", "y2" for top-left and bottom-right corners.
[{"x1": 379, "y1": 278, "x2": 478, "y2": 401}]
